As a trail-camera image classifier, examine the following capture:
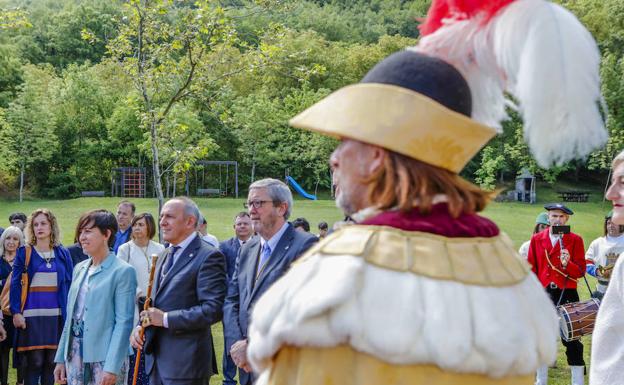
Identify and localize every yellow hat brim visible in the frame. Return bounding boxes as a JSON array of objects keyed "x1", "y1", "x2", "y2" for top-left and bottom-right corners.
[{"x1": 289, "y1": 83, "x2": 496, "y2": 173}]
